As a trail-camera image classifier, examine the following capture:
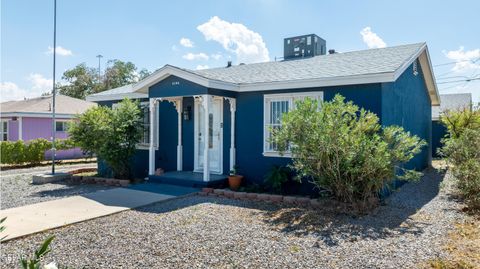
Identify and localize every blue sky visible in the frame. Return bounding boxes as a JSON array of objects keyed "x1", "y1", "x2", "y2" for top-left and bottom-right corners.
[{"x1": 1, "y1": 0, "x2": 479, "y2": 102}]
